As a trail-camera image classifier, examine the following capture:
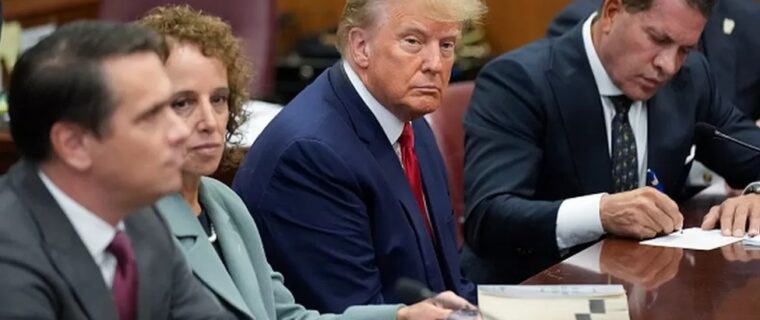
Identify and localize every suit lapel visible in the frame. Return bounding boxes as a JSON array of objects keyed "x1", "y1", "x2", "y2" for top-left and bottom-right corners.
[
  {"x1": 548, "y1": 26, "x2": 613, "y2": 193},
  {"x1": 155, "y1": 195, "x2": 253, "y2": 319},
  {"x1": 327, "y1": 65, "x2": 445, "y2": 289},
  {"x1": 8, "y1": 161, "x2": 117, "y2": 319},
  {"x1": 414, "y1": 119, "x2": 456, "y2": 291},
  {"x1": 646, "y1": 78, "x2": 692, "y2": 196}
]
